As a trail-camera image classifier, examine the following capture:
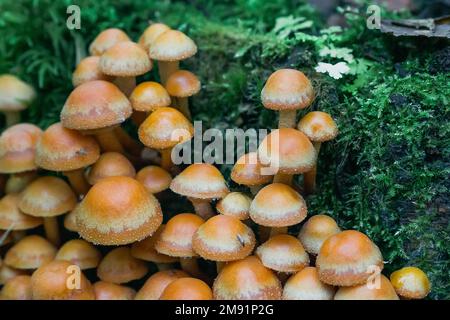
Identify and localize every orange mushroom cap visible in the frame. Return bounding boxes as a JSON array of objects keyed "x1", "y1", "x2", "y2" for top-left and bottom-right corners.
[
  {"x1": 72, "y1": 56, "x2": 112, "y2": 87},
  {"x1": 0, "y1": 74, "x2": 36, "y2": 112},
  {"x1": 89, "y1": 28, "x2": 131, "y2": 56},
  {"x1": 298, "y1": 214, "x2": 341, "y2": 255},
  {"x1": 0, "y1": 193, "x2": 43, "y2": 230},
  {"x1": 297, "y1": 111, "x2": 338, "y2": 142},
  {"x1": 136, "y1": 165, "x2": 172, "y2": 194},
  {"x1": 230, "y1": 152, "x2": 273, "y2": 186},
  {"x1": 5, "y1": 171, "x2": 37, "y2": 194},
  {"x1": 390, "y1": 267, "x2": 431, "y2": 299},
  {"x1": 0, "y1": 264, "x2": 27, "y2": 285},
  {"x1": 135, "y1": 269, "x2": 188, "y2": 300},
  {"x1": 283, "y1": 267, "x2": 336, "y2": 300},
  {"x1": 63, "y1": 210, "x2": 78, "y2": 232},
  {"x1": 334, "y1": 274, "x2": 399, "y2": 300},
  {"x1": 166, "y1": 70, "x2": 201, "y2": 98},
  {"x1": 149, "y1": 30, "x2": 197, "y2": 61},
  {"x1": 55, "y1": 239, "x2": 102, "y2": 270},
  {"x1": 87, "y1": 152, "x2": 136, "y2": 185},
  {"x1": 216, "y1": 192, "x2": 252, "y2": 220},
  {"x1": 4, "y1": 235, "x2": 56, "y2": 269},
  {"x1": 0, "y1": 275, "x2": 32, "y2": 300},
  {"x1": 139, "y1": 23, "x2": 171, "y2": 49},
  {"x1": 160, "y1": 277, "x2": 212, "y2": 300},
  {"x1": 131, "y1": 225, "x2": 178, "y2": 263},
  {"x1": 130, "y1": 81, "x2": 171, "y2": 112},
  {"x1": 93, "y1": 281, "x2": 136, "y2": 300}
]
